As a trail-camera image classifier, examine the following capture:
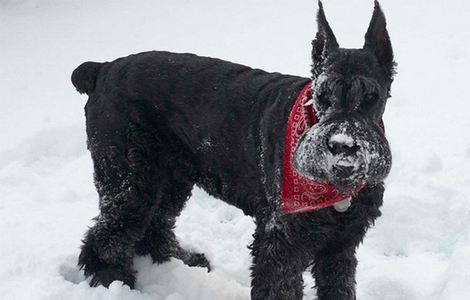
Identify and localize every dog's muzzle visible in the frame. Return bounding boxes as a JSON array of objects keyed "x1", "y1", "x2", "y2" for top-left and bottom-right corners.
[{"x1": 293, "y1": 117, "x2": 391, "y2": 193}]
